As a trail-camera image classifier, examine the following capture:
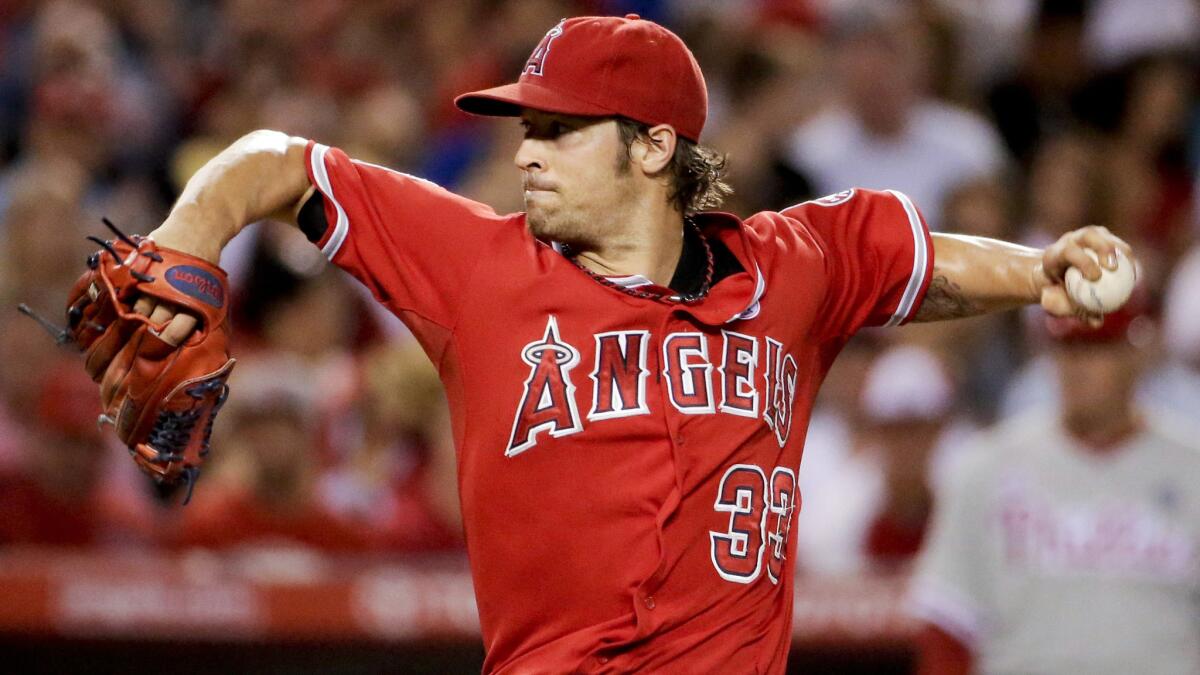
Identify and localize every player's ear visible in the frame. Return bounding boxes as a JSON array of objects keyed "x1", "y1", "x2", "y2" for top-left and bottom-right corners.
[{"x1": 630, "y1": 124, "x2": 676, "y2": 176}]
